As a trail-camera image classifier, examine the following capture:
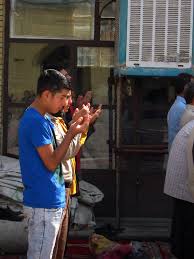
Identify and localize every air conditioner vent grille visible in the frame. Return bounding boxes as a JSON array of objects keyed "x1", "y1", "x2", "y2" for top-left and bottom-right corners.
[{"x1": 126, "y1": 0, "x2": 193, "y2": 68}]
